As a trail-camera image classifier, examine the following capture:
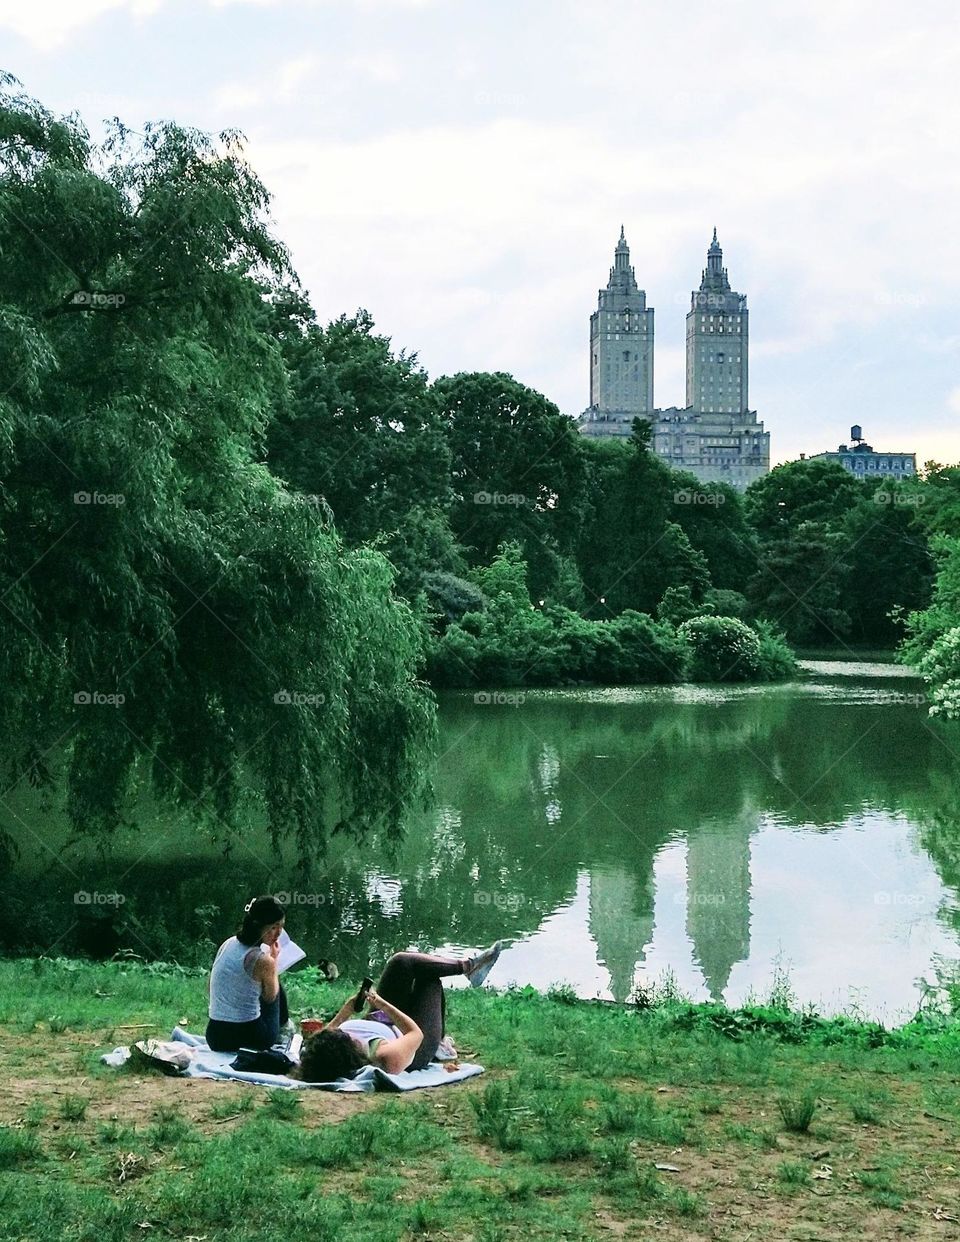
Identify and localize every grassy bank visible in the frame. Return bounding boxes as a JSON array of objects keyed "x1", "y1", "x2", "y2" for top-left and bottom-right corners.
[{"x1": 0, "y1": 959, "x2": 958, "y2": 1240}]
